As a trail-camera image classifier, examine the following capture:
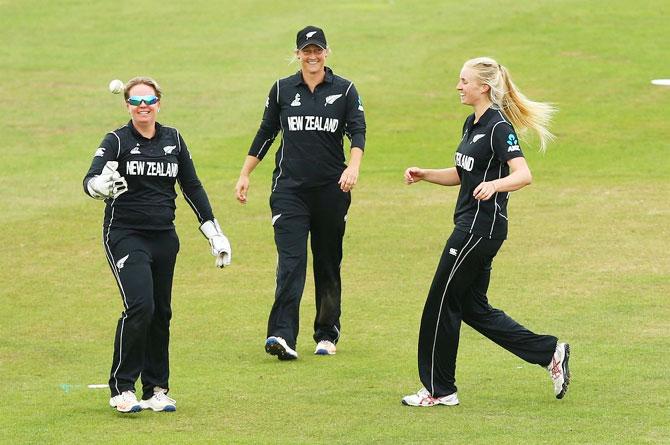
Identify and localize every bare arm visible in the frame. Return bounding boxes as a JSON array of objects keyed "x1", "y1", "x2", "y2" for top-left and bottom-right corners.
[
  {"x1": 339, "y1": 147, "x2": 363, "y2": 192},
  {"x1": 235, "y1": 155, "x2": 261, "y2": 204},
  {"x1": 404, "y1": 166, "x2": 461, "y2": 186},
  {"x1": 472, "y1": 157, "x2": 532, "y2": 201}
]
